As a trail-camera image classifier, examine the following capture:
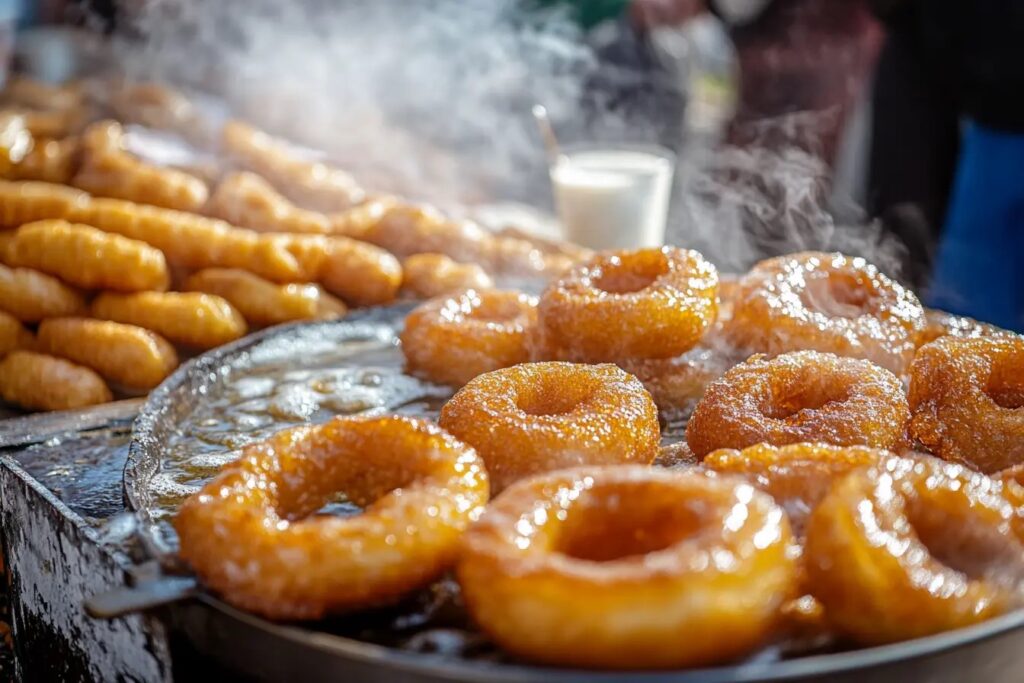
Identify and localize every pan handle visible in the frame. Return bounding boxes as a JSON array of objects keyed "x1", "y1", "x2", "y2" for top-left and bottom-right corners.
[{"x1": 85, "y1": 576, "x2": 197, "y2": 618}]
